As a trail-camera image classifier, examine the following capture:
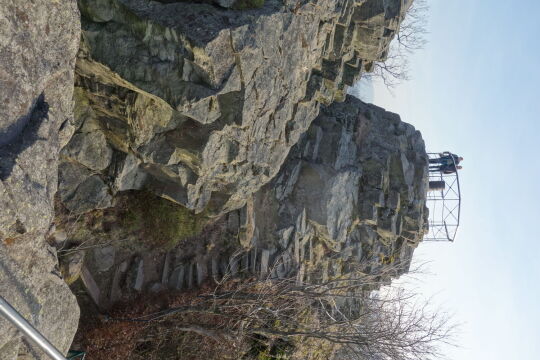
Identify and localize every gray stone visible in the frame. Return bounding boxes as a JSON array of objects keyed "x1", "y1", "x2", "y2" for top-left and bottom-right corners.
[
  {"x1": 161, "y1": 252, "x2": 171, "y2": 284},
  {"x1": 363, "y1": 190, "x2": 385, "y2": 208},
  {"x1": 387, "y1": 191, "x2": 401, "y2": 210},
  {"x1": 0, "y1": 243, "x2": 80, "y2": 359},
  {"x1": 0, "y1": 0, "x2": 79, "y2": 238},
  {"x1": 241, "y1": 252, "x2": 249, "y2": 273},
  {"x1": 93, "y1": 246, "x2": 116, "y2": 272},
  {"x1": 278, "y1": 226, "x2": 294, "y2": 249},
  {"x1": 219, "y1": 259, "x2": 228, "y2": 278},
  {"x1": 275, "y1": 252, "x2": 292, "y2": 279},
  {"x1": 110, "y1": 261, "x2": 129, "y2": 303},
  {"x1": 211, "y1": 257, "x2": 220, "y2": 282},
  {"x1": 81, "y1": 266, "x2": 101, "y2": 306},
  {"x1": 260, "y1": 250, "x2": 270, "y2": 278},
  {"x1": 169, "y1": 265, "x2": 185, "y2": 290},
  {"x1": 61, "y1": 131, "x2": 112, "y2": 171},
  {"x1": 187, "y1": 263, "x2": 194, "y2": 288},
  {"x1": 326, "y1": 170, "x2": 361, "y2": 243},
  {"x1": 294, "y1": 233, "x2": 300, "y2": 265},
  {"x1": 359, "y1": 202, "x2": 378, "y2": 225},
  {"x1": 377, "y1": 214, "x2": 399, "y2": 238},
  {"x1": 58, "y1": 161, "x2": 112, "y2": 214},
  {"x1": 133, "y1": 259, "x2": 144, "y2": 291},
  {"x1": 114, "y1": 153, "x2": 148, "y2": 192},
  {"x1": 0, "y1": 339, "x2": 20, "y2": 360},
  {"x1": 249, "y1": 248, "x2": 258, "y2": 273},
  {"x1": 243, "y1": 96, "x2": 428, "y2": 286},
  {"x1": 196, "y1": 261, "x2": 207, "y2": 286},
  {"x1": 227, "y1": 211, "x2": 240, "y2": 233},
  {"x1": 0, "y1": 1, "x2": 80, "y2": 355},
  {"x1": 228, "y1": 255, "x2": 239, "y2": 277},
  {"x1": 0, "y1": 1, "x2": 420, "y2": 358},
  {"x1": 296, "y1": 265, "x2": 305, "y2": 285}
]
